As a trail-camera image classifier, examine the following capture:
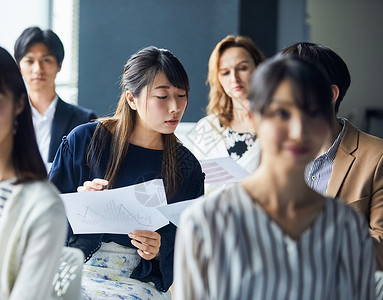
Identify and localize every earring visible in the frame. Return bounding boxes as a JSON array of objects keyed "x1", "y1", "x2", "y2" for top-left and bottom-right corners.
[{"x1": 12, "y1": 119, "x2": 18, "y2": 135}]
